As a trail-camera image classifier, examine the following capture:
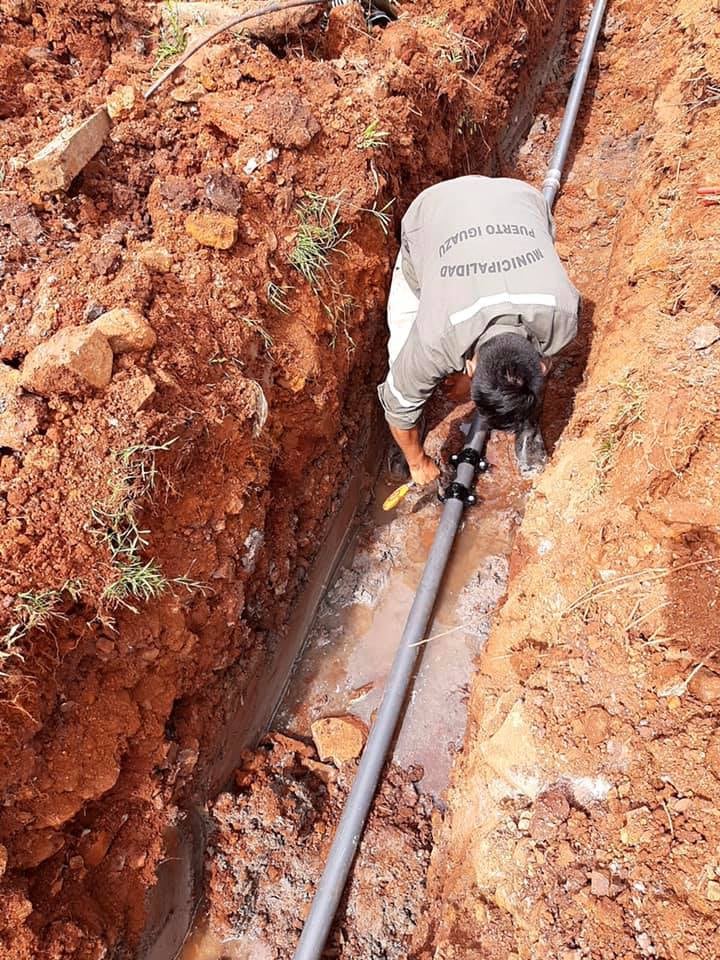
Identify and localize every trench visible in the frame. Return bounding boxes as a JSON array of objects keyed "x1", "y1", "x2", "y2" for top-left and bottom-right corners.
[{"x1": 127, "y1": 5, "x2": 588, "y2": 956}]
